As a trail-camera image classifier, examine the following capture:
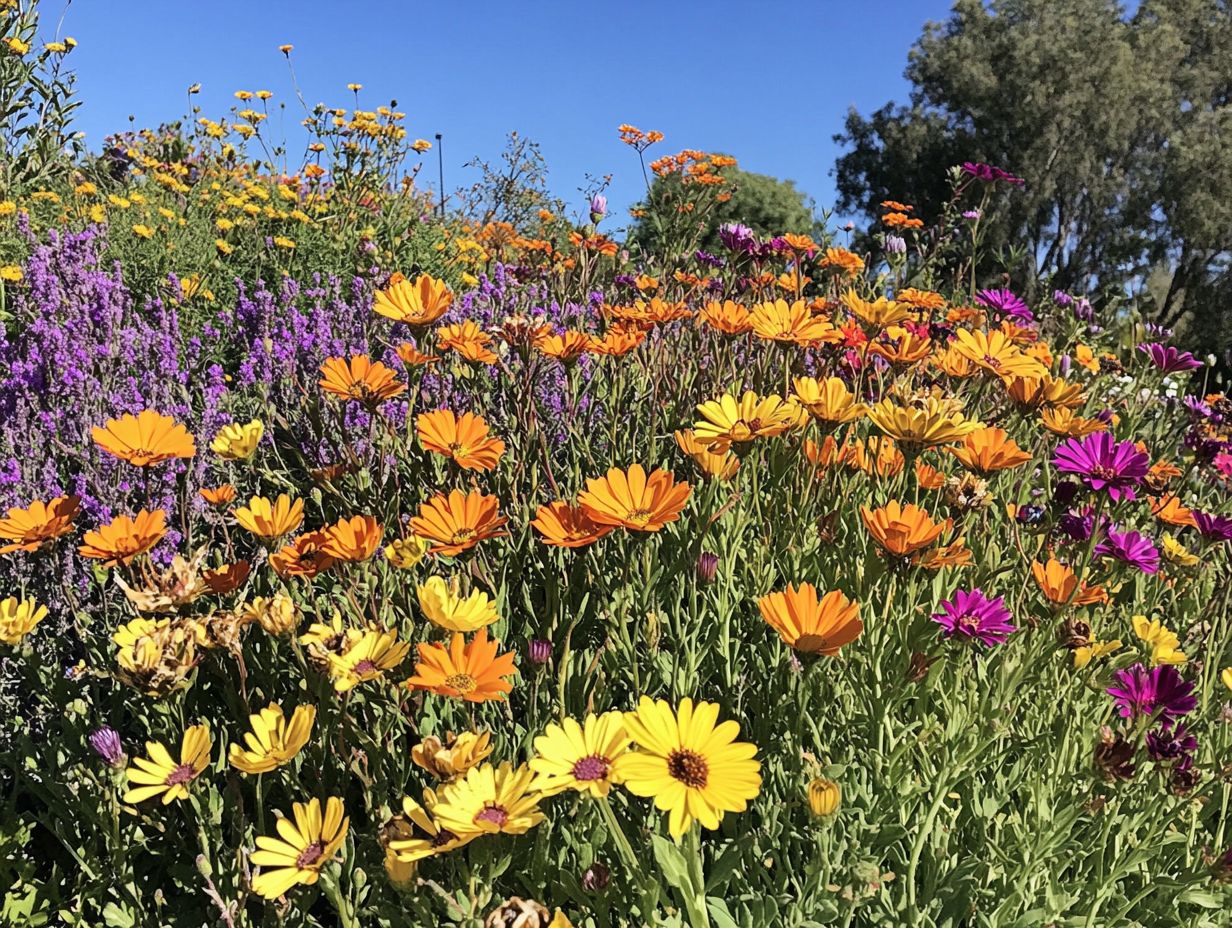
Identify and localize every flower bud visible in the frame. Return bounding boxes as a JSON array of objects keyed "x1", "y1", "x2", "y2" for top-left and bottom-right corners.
[
  {"x1": 807, "y1": 777, "x2": 841, "y2": 817},
  {"x1": 89, "y1": 726, "x2": 126, "y2": 767},
  {"x1": 589, "y1": 194, "x2": 607, "y2": 224},
  {"x1": 528, "y1": 638, "x2": 552, "y2": 667},
  {"x1": 581, "y1": 860, "x2": 610, "y2": 892},
  {"x1": 695, "y1": 551, "x2": 719, "y2": 584}
]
